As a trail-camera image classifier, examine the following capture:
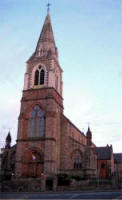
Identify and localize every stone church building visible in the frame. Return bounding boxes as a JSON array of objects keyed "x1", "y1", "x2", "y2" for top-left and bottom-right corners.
[
  {"x1": 16, "y1": 10, "x2": 97, "y2": 179},
  {"x1": 1, "y1": 10, "x2": 122, "y2": 191}
]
